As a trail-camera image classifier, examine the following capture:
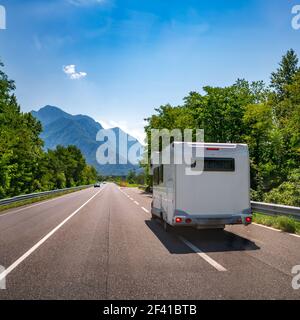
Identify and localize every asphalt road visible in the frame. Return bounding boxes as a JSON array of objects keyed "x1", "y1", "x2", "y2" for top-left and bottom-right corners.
[{"x1": 0, "y1": 183, "x2": 299, "y2": 300}]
